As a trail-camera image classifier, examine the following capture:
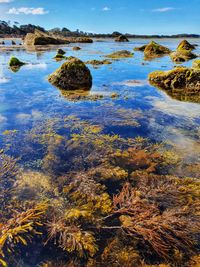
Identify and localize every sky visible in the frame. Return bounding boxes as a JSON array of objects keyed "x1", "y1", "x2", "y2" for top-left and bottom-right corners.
[{"x1": 0, "y1": 0, "x2": 200, "y2": 35}]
